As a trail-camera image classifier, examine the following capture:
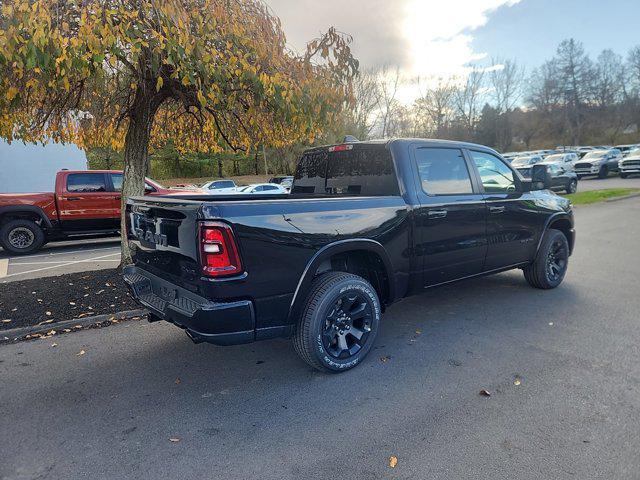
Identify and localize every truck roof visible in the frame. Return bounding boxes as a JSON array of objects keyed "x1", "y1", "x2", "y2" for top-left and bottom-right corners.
[{"x1": 309, "y1": 138, "x2": 500, "y2": 154}]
